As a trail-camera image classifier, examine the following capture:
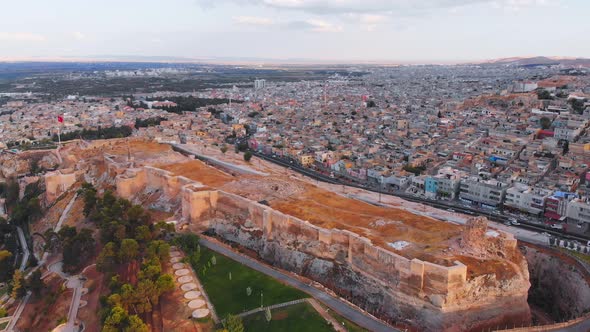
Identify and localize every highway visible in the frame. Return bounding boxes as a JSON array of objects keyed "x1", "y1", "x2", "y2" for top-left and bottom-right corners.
[{"x1": 199, "y1": 238, "x2": 398, "y2": 332}]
